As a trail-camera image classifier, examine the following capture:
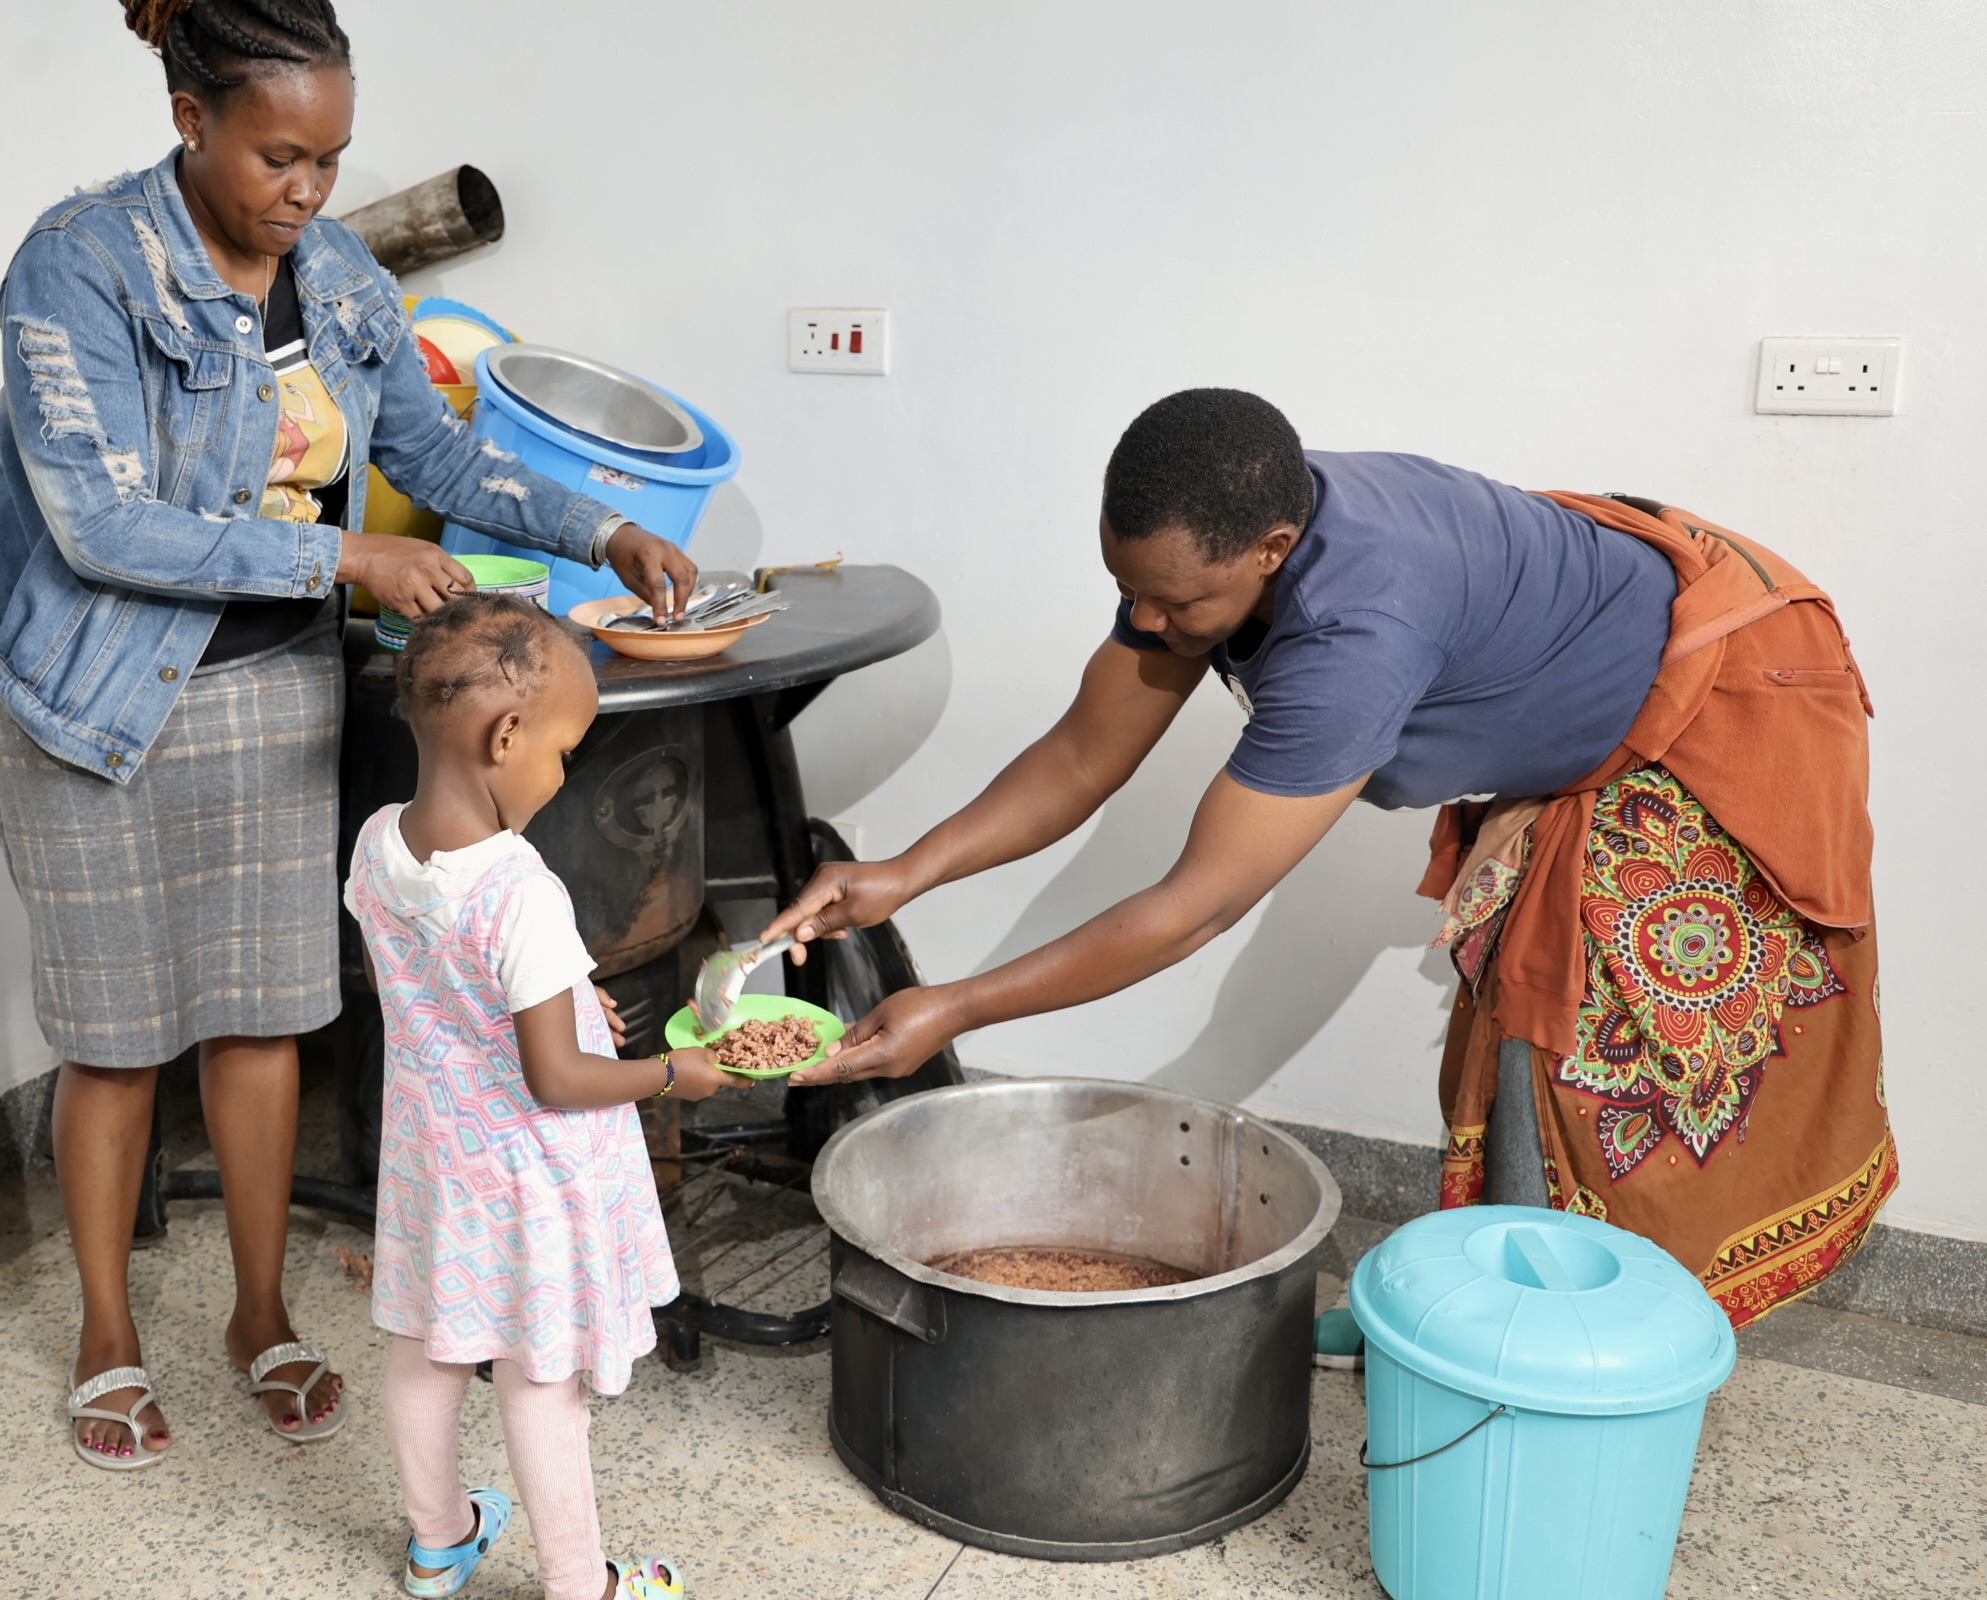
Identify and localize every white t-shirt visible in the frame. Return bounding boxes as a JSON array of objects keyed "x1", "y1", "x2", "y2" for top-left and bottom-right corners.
[{"x1": 342, "y1": 810, "x2": 598, "y2": 1014}]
